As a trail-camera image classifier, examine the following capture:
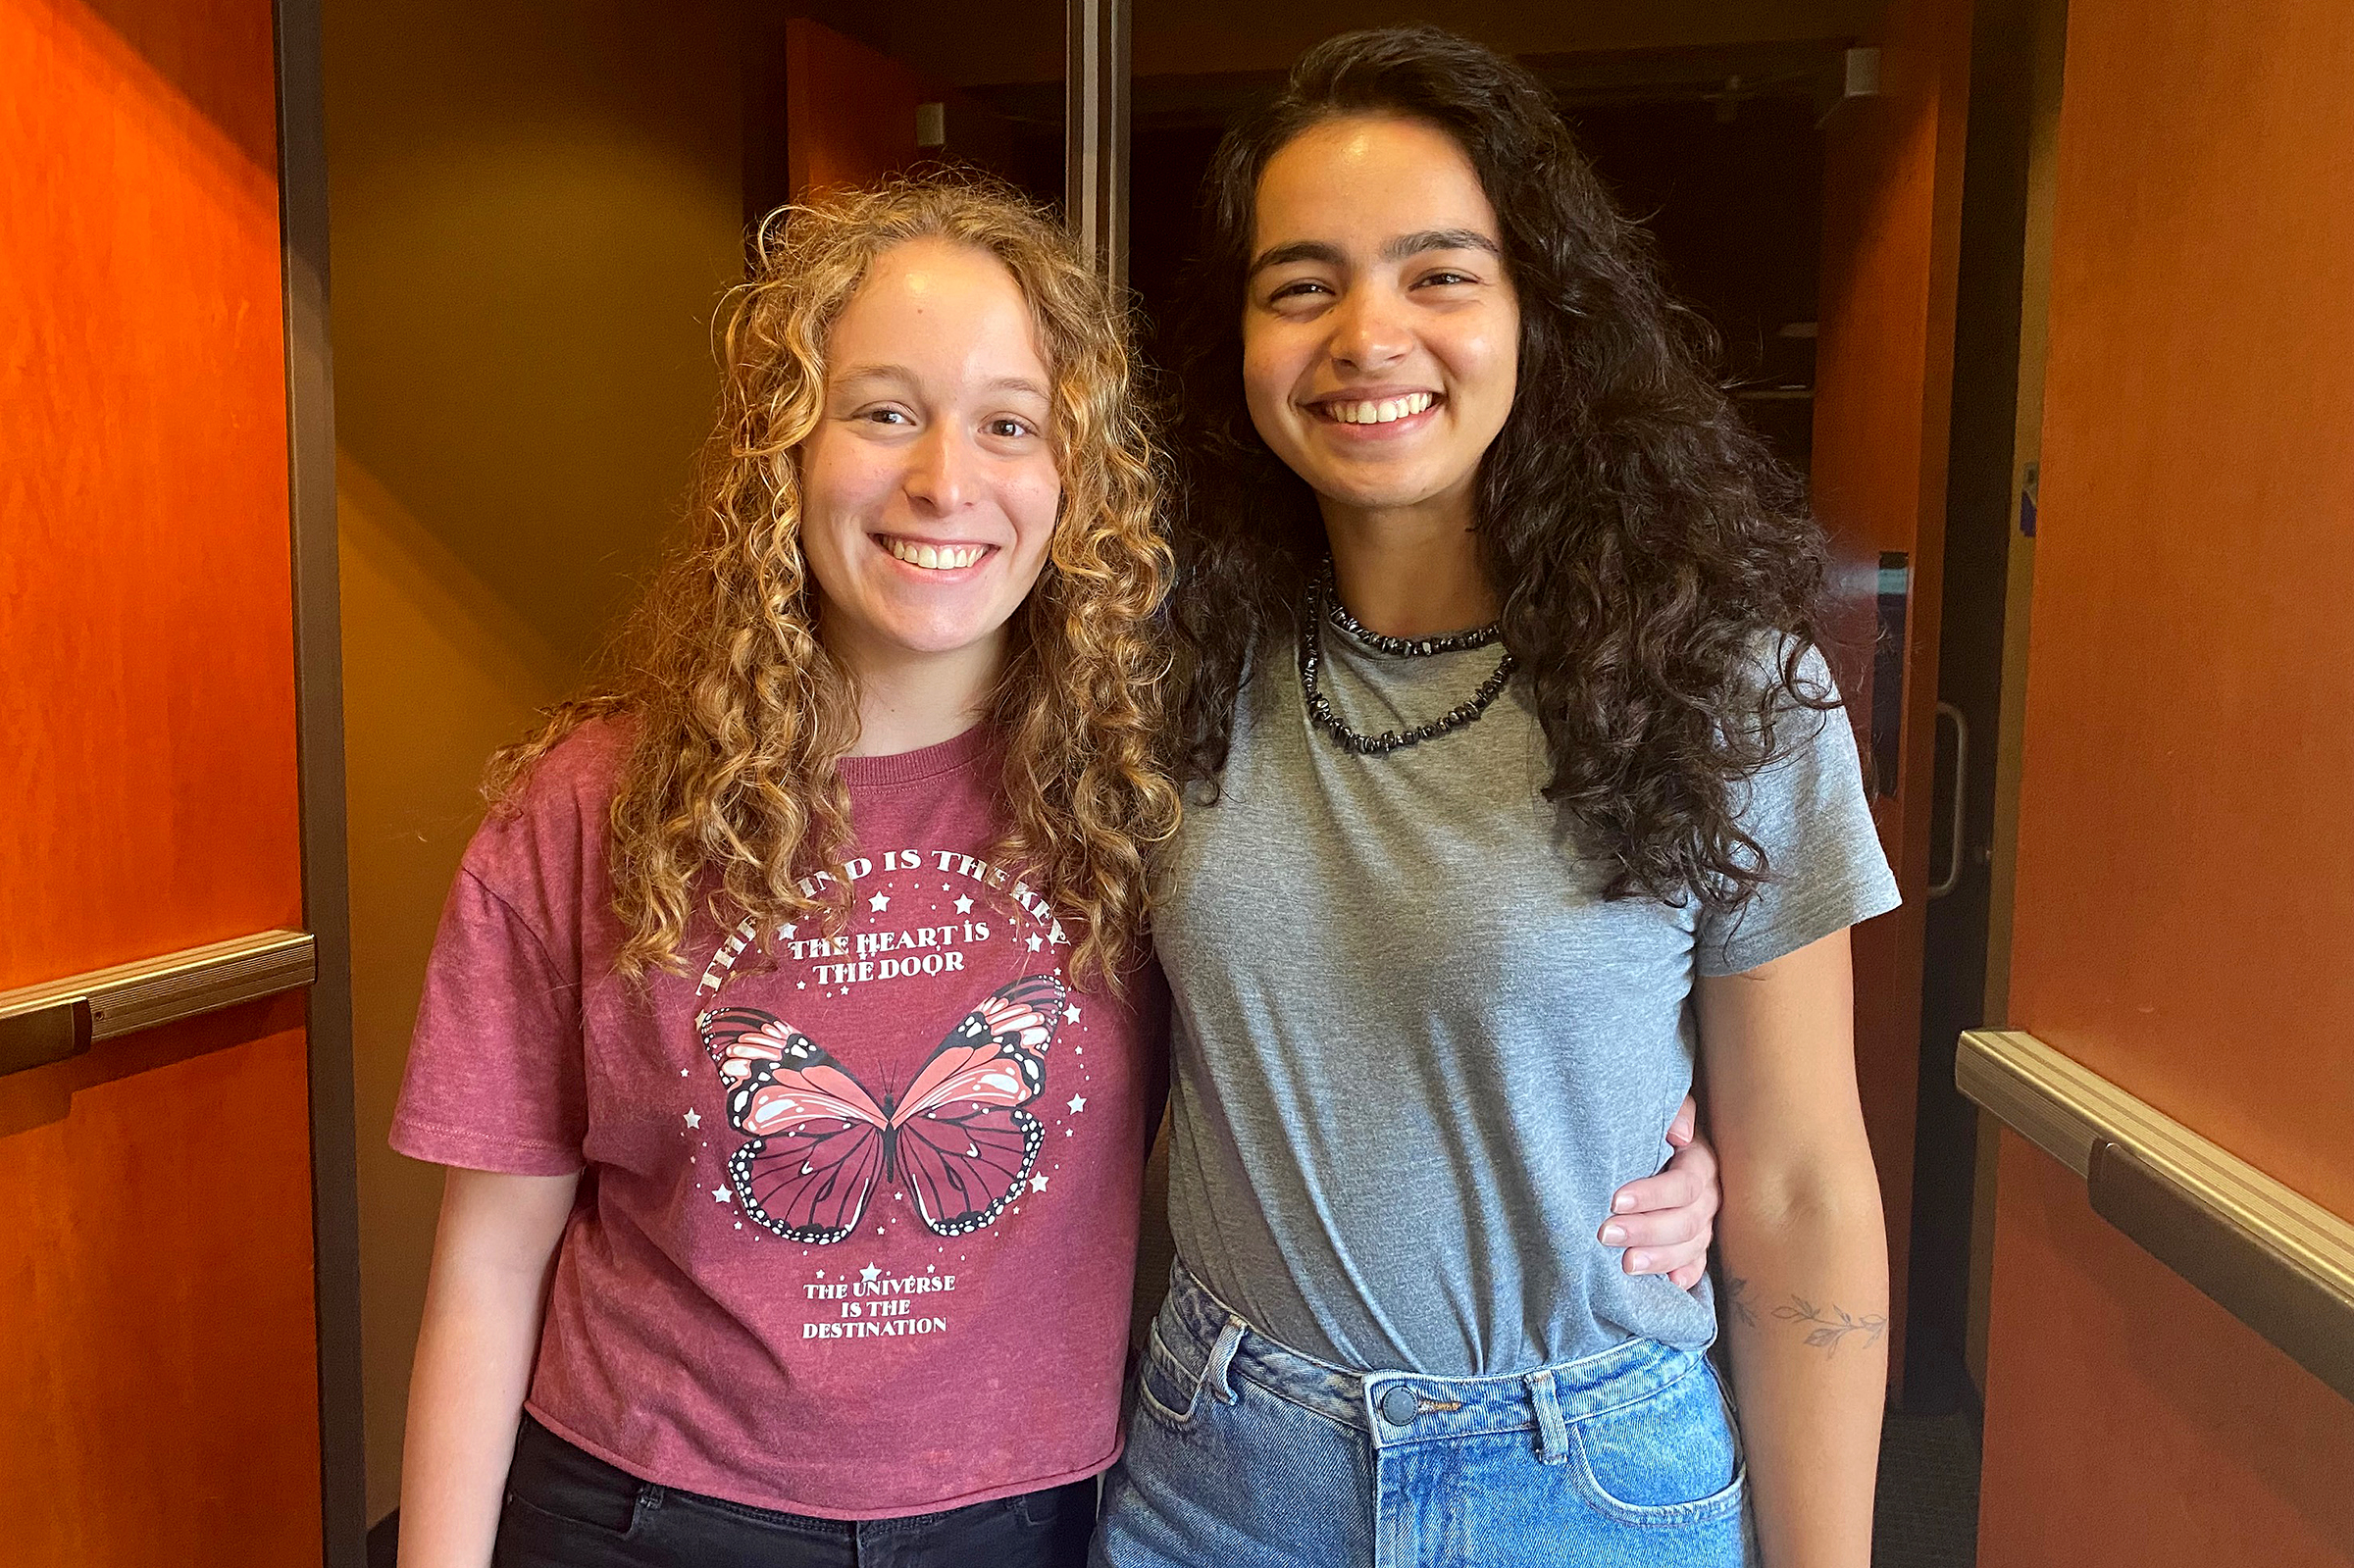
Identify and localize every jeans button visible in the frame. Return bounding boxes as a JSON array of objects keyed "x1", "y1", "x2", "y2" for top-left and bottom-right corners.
[{"x1": 1378, "y1": 1385, "x2": 1419, "y2": 1426}]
